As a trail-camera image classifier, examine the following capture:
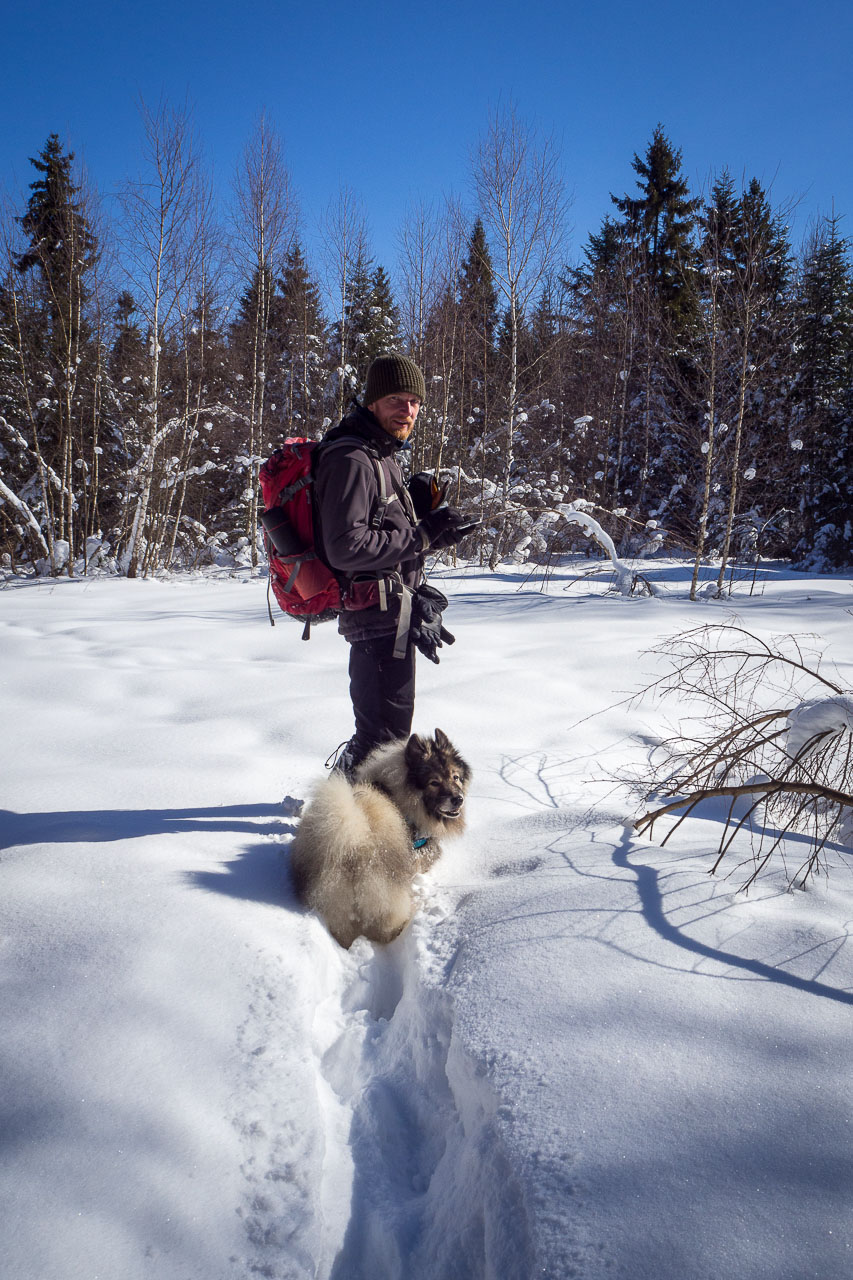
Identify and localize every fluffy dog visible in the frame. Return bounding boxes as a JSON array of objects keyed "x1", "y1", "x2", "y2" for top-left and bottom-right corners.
[{"x1": 289, "y1": 729, "x2": 471, "y2": 948}]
